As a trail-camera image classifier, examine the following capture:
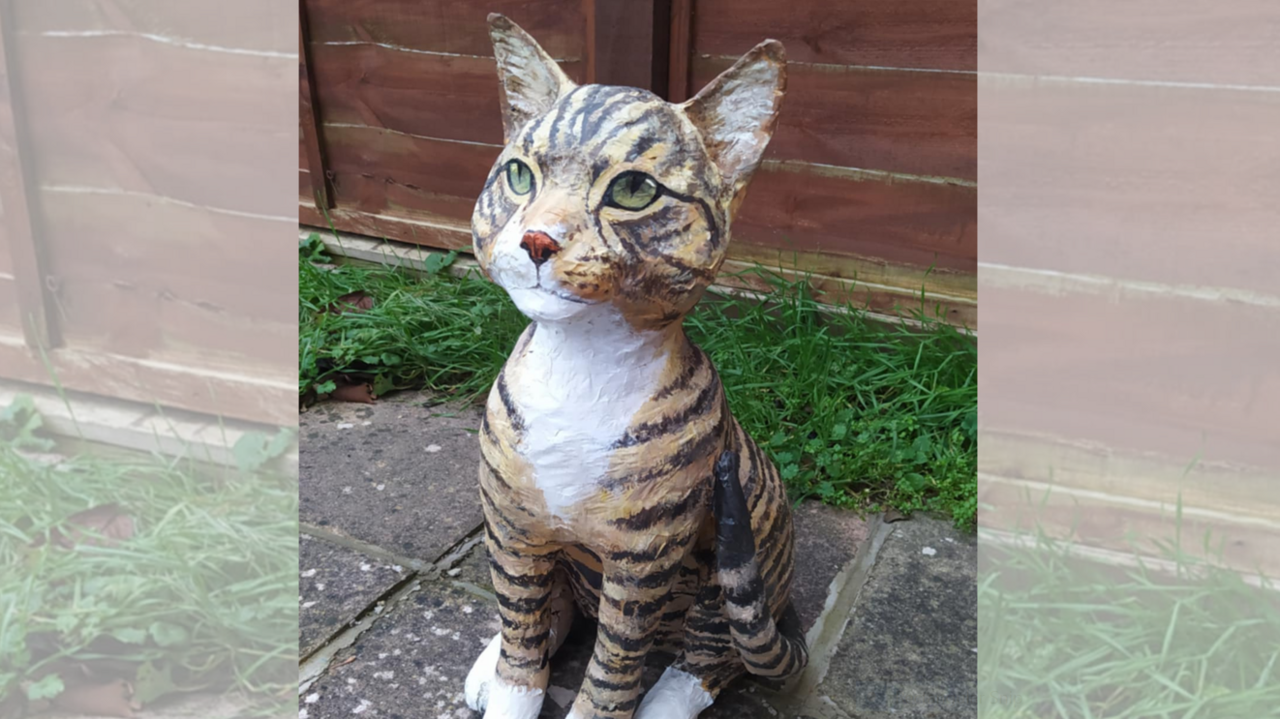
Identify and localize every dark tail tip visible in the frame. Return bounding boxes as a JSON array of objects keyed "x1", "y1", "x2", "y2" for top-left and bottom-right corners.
[{"x1": 714, "y1": 449, "x2": 754, "y2": 570}]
